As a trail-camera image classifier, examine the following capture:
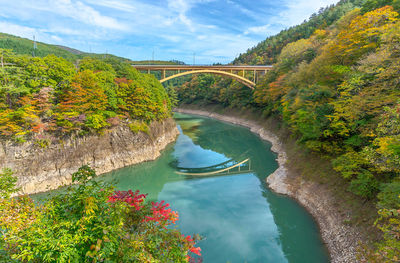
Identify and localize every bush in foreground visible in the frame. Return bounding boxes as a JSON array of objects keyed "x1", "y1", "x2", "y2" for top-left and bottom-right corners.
[{"x1": 0, "y1": 166, "x2": 201, "y2": 262}]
